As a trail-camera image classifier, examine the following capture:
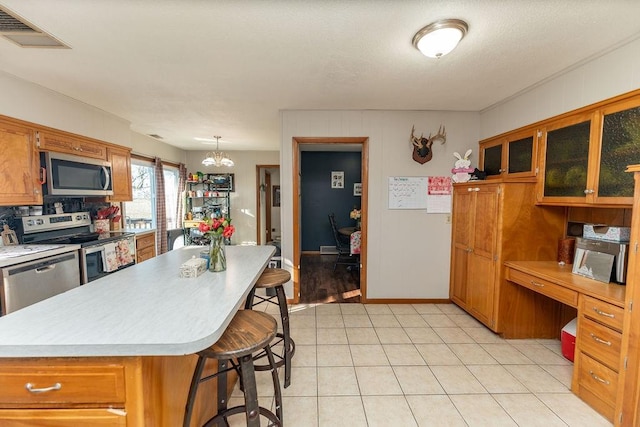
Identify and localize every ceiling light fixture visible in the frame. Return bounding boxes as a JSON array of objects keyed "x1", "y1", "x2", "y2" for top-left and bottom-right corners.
[
  {"x1": 412, "y1": 19, "x2": 468, "y2": 58},
  {"x1": 202, "y1": 136, "x2": 234, "y2": 167}
]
